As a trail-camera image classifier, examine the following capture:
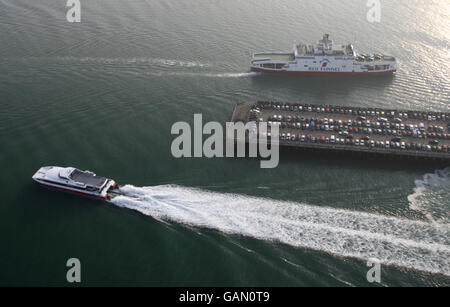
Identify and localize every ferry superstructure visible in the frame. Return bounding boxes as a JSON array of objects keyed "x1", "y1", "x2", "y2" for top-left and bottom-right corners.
[{"x1": 251, "y1": 34, "x2": 396, "y2": 75}]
